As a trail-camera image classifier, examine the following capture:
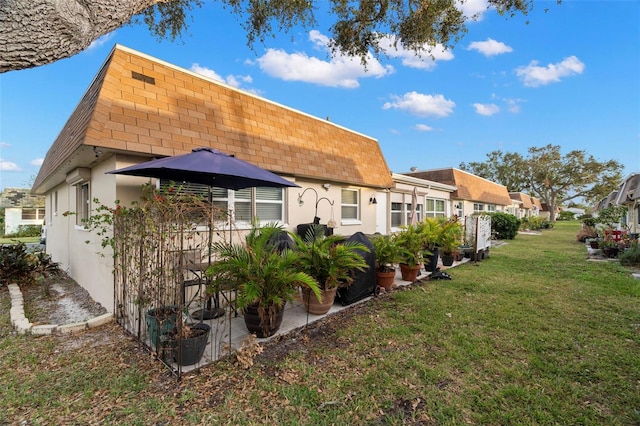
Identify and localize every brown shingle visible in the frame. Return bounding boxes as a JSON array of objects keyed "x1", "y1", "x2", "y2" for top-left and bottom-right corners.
[
  {"x1": 34, "y1": 45, "x2": 393, "y2": 193},
  {"x1": 405, "y1": 168, "x2": 513, "y2": 206}
]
